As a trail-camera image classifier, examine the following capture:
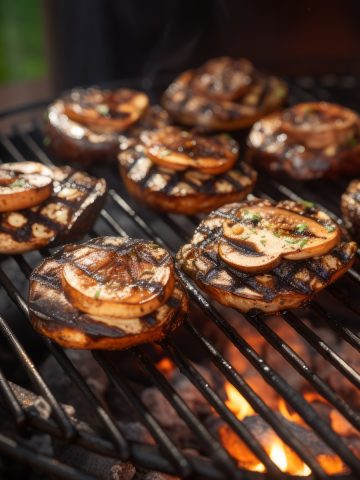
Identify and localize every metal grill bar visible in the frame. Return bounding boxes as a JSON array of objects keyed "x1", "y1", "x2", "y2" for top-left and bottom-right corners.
[{"x1": 0, "y1": 77, "x2": 359, "y2": 480}]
